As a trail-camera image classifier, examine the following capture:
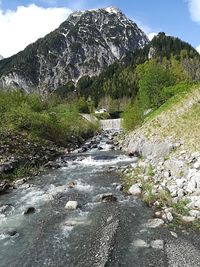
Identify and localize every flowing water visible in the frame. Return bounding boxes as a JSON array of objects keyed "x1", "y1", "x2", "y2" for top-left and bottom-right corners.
[{"x1": 0, "y1": 132, "x2": 199, "y2": 267}]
